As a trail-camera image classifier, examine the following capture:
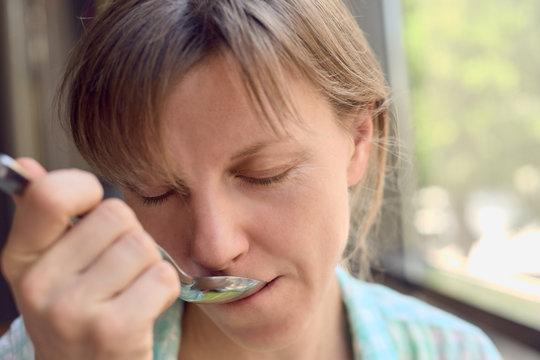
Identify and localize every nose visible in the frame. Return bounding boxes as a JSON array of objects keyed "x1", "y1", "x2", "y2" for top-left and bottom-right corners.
[{"x1": 188, "y1": 187, "x2": 249, "y2": 273}]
